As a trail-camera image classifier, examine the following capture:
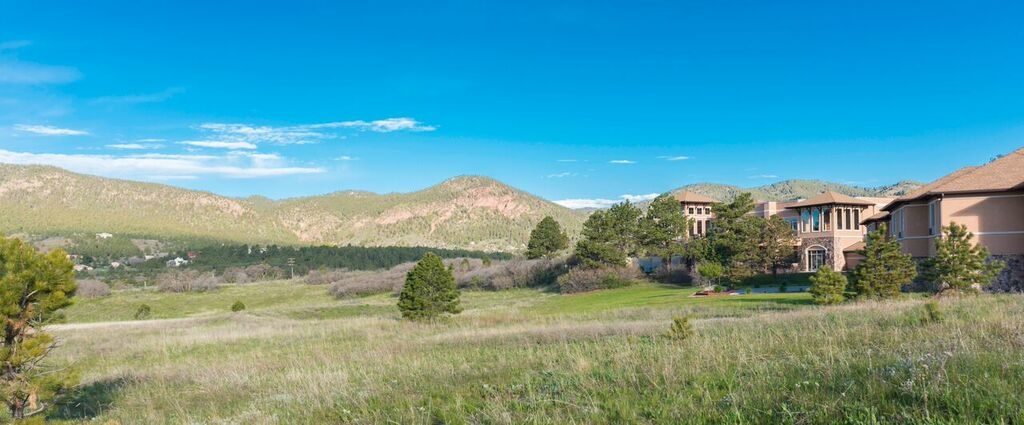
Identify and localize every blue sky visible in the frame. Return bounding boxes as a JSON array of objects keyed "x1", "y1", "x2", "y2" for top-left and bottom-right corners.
[{"x1": 1, "y1": 1, "x2": 1023, "y2": 206}]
